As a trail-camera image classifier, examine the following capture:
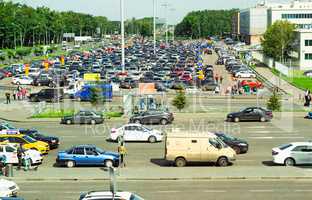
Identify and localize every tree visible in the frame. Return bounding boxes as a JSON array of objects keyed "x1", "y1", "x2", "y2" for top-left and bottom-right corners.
[
  {"x1": 267, "y1": 89, "x2": 281, "y2": 111},
  {"x1": 89, "y1": 87, "x2": 103, "y2": 109},
  {"x1": 261, "y1": 20, "x2": 296, "y2": 61},
  {"x1": 172, "y1": 90, "x2": 187, "y2": 111}
]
